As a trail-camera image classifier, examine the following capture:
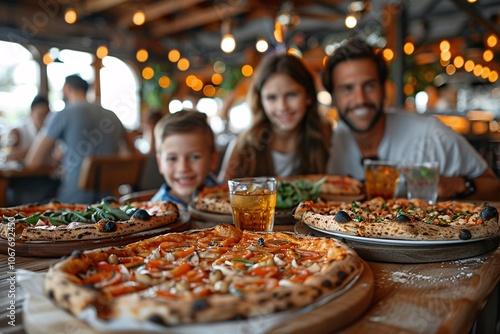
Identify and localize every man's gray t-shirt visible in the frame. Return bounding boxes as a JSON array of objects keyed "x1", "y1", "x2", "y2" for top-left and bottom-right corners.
[
  {"x1": 45, "y1": 101, "x2": 127, "y2": 203},
  {"x1": 327, "y1": 111, "x2": 488, "y2": 197}
]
